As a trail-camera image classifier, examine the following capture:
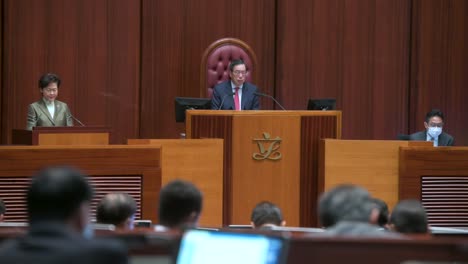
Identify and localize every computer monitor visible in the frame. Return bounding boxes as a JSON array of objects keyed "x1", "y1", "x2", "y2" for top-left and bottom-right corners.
[
  {"x1": 176, "y1": 229, "x2": 288, "y2": 264},
  {"x1": 175, "y1": 97, "x2": 211, "y2": 122},
  {"x1": 307, "y1": 98, "x2": 336, "y2": 110}
]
